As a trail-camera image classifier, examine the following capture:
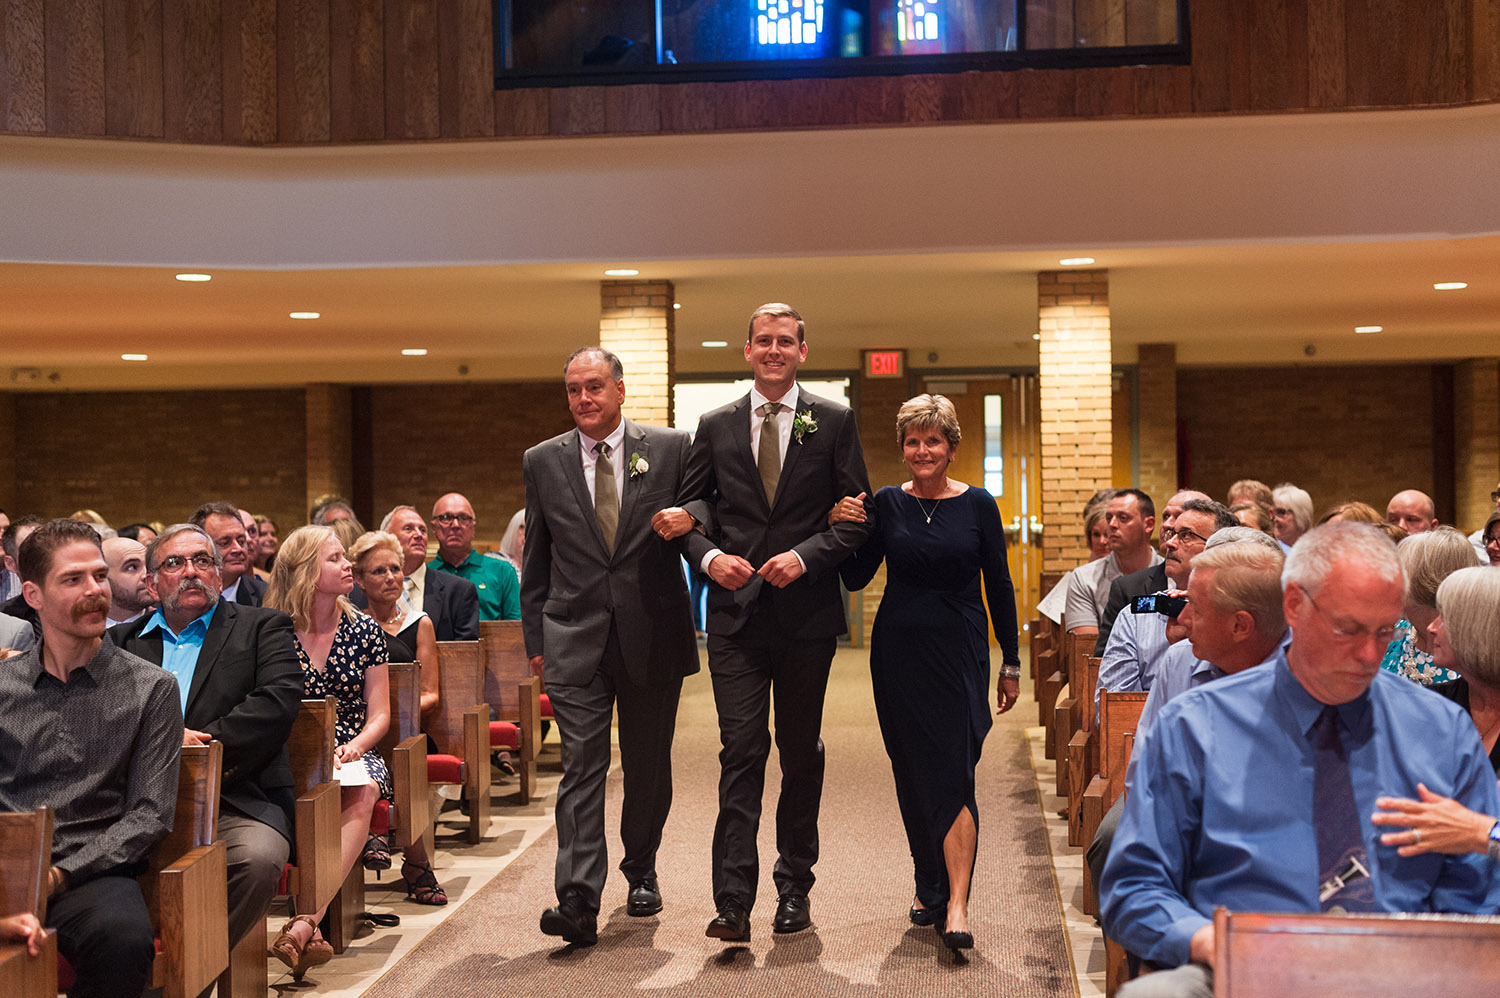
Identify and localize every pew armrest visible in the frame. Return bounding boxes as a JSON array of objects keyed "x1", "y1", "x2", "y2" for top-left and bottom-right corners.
[
  {"x1": 294, "y1": 780, "x2": 343, "y2": 917},
  {"x1": 390, "y1": 733, "x2": 430, "y2": 852},
  {"x1": 152, "y1": 840, "x2": 229, "y2": 998},
  {"x1": 0, "y1": 931, "x2": 58, "y2": 998}
]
